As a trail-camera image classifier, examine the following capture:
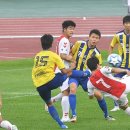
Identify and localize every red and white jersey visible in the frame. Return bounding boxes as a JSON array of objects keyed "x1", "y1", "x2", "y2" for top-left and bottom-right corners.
[
  {"x1": 87, "y1": 66, "x2": 126, "y2": 99},
  {"x1": 56, "y1": 35, "x2": 71, "y2": 69}
]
